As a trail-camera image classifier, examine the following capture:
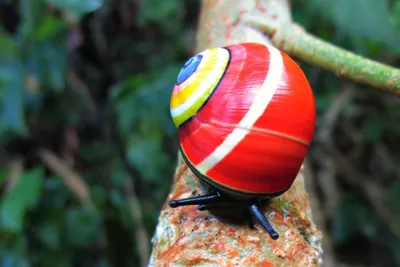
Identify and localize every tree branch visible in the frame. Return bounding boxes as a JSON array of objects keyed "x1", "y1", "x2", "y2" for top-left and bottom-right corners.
[
  {"x1": 37, "y1": 148, "x2": 94, "y2": 210},
  {"x1": 242, "y1": 13, "x2": 400, "y2": 95},
  {"x1": 149, "y1": 1, "x2": 323, "y2": 266}
]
